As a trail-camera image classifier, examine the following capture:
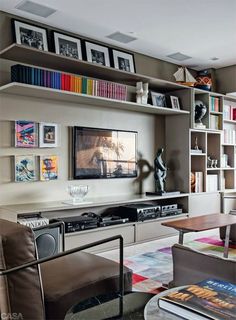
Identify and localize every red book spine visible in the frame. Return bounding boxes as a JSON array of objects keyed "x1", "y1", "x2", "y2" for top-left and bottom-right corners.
[{"x1": 61, "y1": 74, "x2": 66, "y2": 90}]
